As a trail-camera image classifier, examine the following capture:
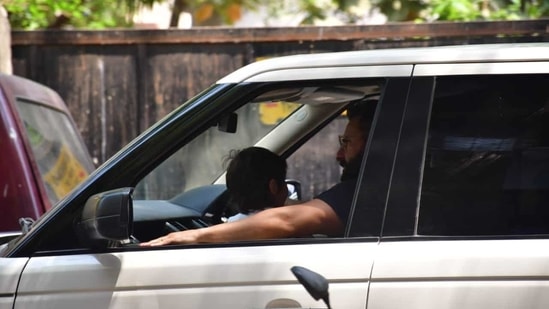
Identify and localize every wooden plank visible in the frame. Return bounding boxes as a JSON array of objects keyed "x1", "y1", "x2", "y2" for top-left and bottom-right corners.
[
  {"x1": 33, "y1": 46, "x2": 140, "y2": 162},
  {"x1": 11, "y1": 20, "x2": 549, "y2": 46}
]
